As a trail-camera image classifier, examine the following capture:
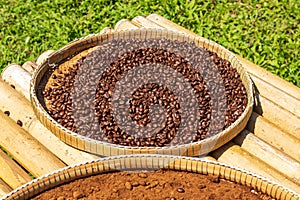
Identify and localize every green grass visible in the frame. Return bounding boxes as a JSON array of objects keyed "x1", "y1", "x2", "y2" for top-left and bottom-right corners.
[{"x1": 0, "y1": 0, "x2": 299, "y2": 87}]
